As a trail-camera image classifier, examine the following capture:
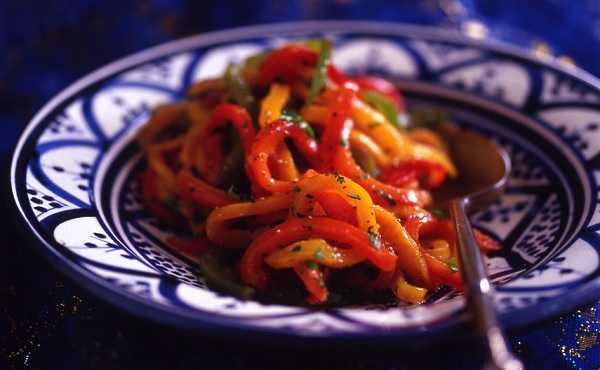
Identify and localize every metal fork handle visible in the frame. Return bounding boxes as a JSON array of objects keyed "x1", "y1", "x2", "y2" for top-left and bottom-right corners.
[{"x1": 449, "y1": 198, "x2": 524, "y2": 370}]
